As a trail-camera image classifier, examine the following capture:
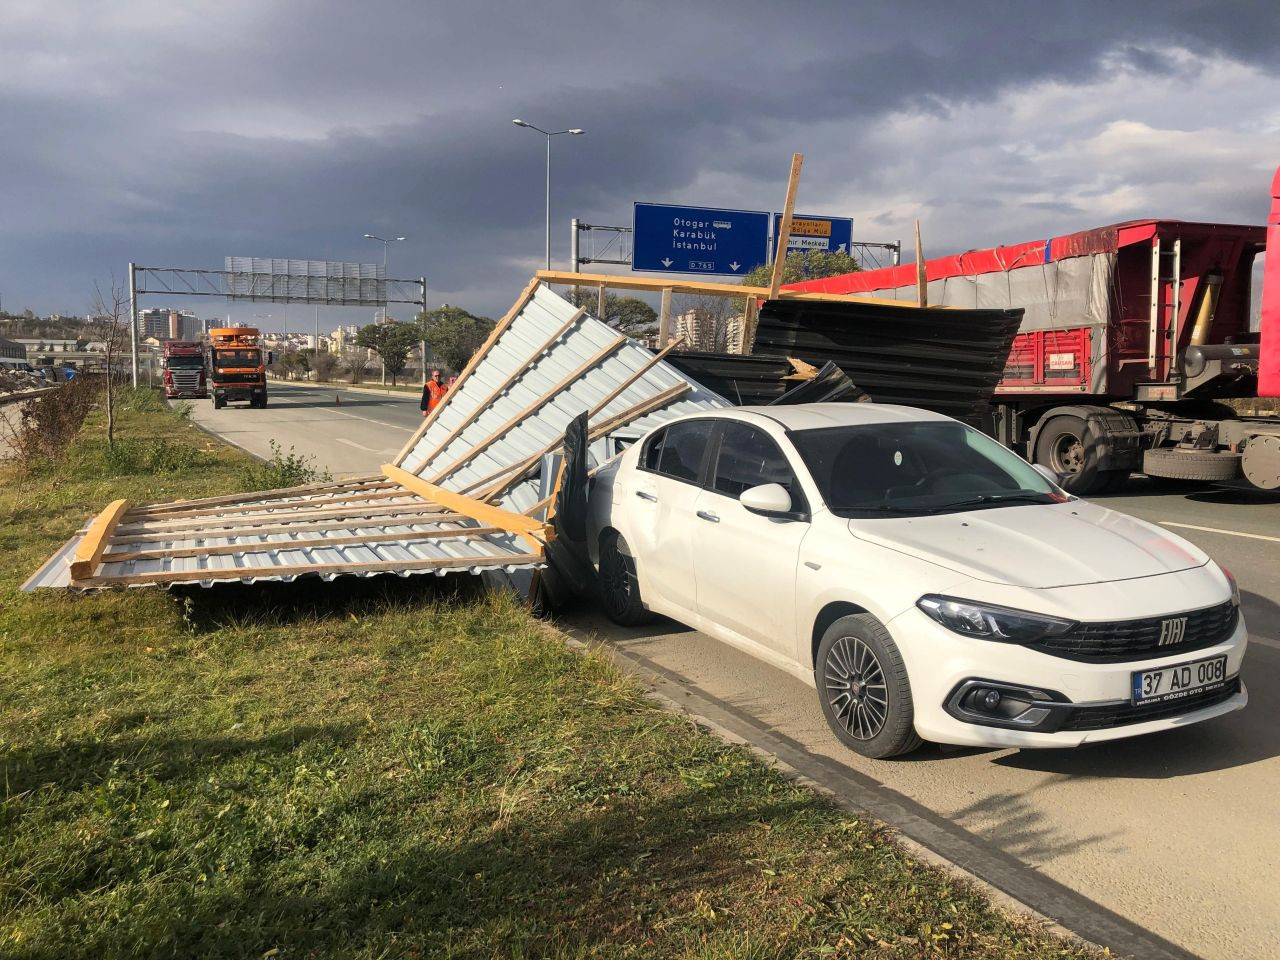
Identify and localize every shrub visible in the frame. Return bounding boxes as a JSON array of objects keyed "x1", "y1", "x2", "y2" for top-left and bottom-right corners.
[
  {"x1": 4, "y1": 376, "x2": 102, "y2": 465},
  {"x1": 240, "y1": 439, "x2": 330, "y2": 489}
]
